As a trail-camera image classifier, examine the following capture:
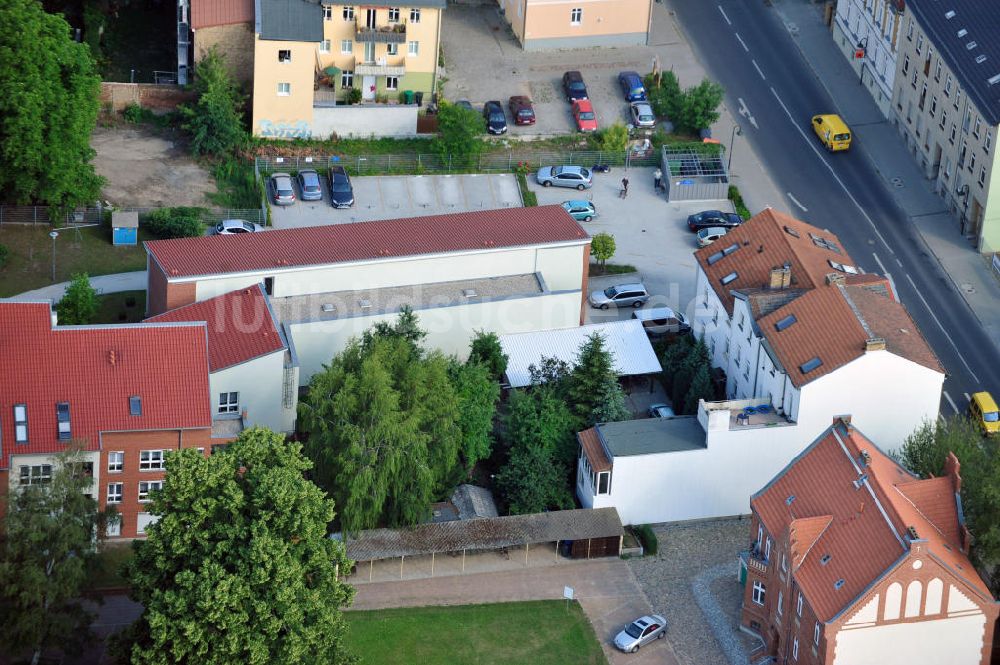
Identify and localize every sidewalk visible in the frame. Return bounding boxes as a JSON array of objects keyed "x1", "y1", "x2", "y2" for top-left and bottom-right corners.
[
  {"x1": 3, "y1": 271, "x2": 146, "y2": 303},
  {"x1": 770, "y1": 0, "x2": 1000, "y2": 351}
]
